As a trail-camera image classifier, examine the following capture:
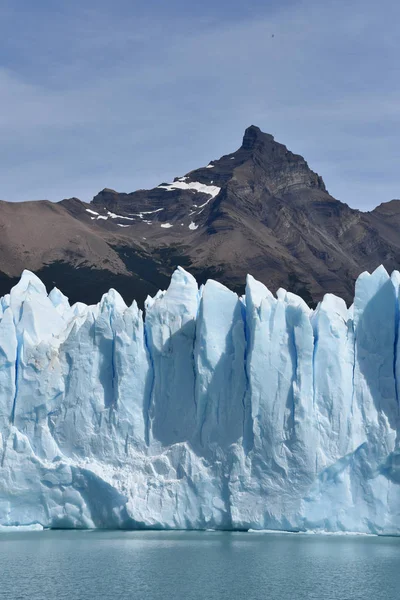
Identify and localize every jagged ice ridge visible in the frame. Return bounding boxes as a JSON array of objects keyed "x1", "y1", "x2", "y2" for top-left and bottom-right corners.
[{"x1": 0, "y1": 266, "x2": 400, "y2": 534}]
